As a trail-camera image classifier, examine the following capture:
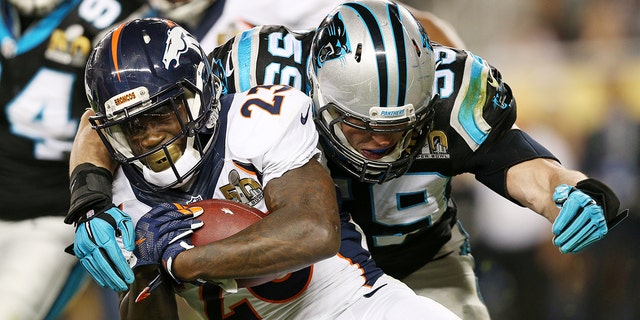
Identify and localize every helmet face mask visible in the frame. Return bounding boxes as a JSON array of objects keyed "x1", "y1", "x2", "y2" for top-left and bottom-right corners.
[
  {"x1": 316, "y1": 98, "x2": 435, "y2": 183},
  {"x1": 85, "y1": 18, "x2": 220, "y2": 192},
  {"x1": 309, "y1": 0, "x2": 437, "y2": 183}
]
